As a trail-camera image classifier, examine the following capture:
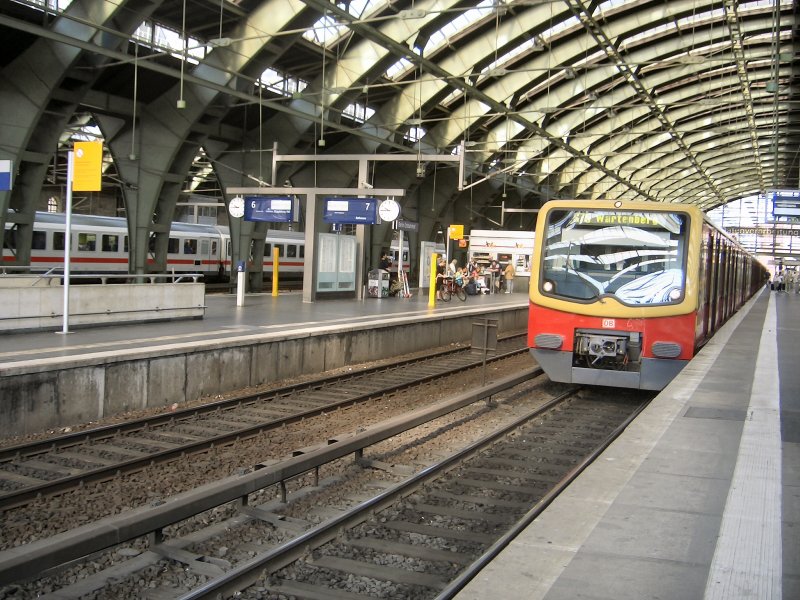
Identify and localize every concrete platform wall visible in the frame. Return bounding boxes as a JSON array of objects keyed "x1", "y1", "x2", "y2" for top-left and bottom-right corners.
[
  {"x1": 0, "y1": 282, "x2": 205, "y2": 332},
  {"x1": 0, "y1": 307, "x2": 527, "y2": 437}
]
